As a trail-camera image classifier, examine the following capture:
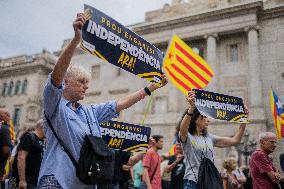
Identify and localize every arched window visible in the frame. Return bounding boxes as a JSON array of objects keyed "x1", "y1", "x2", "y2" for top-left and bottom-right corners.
[
  {"x1": 8, "y1": 81, "x2": 14, "y2": 96},
  {"x1": 152, "y1": 96, "x2": 168, "y2": 114},
  {"x1": 14, "y1": 80, "x2": 21, "y2": 95},
  {"x1": 230, "y1": 44, "x2": 239, "y2": 63},
  {"x1": 21, "y1": 80, "x2": 28, "y2": 94},
  {"x1": 91, "y1": 65, "x2": 100, "y2": 80},
  {"x1": 1, "y1": 83, "x2": 7, "y2": 96},
  {"x1": 192, "y1": 47, "x2": 204, "y2": 58},
  {"x1": 13, "y1": 107, "x2": 21, "y2": 126}
]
